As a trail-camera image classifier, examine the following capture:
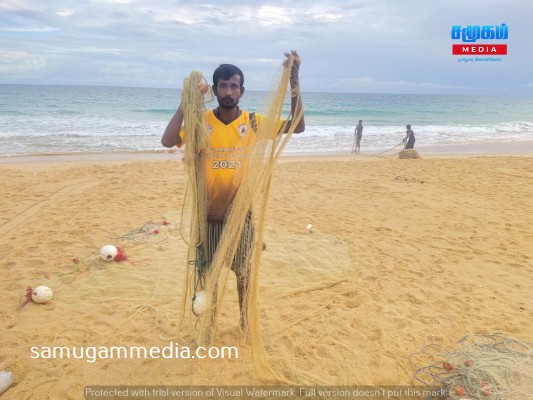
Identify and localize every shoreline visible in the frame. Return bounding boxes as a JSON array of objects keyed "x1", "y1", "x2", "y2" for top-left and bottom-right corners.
[{"x1": 1, "y1": 140, "x2": 532, "y2": 164}]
